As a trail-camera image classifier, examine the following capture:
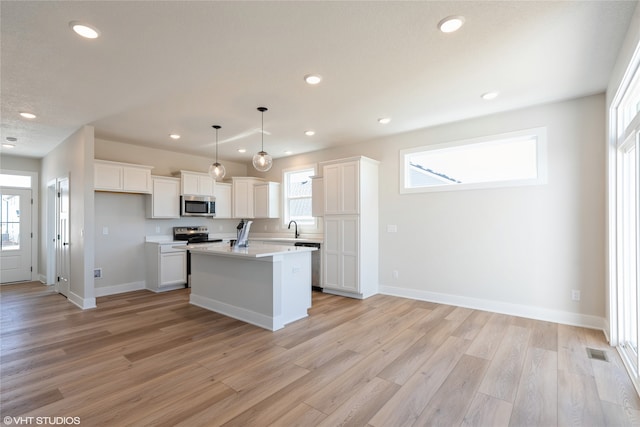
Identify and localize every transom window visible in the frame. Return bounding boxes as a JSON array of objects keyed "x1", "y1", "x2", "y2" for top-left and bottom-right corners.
[
  {"x1": 400, "y1": 127, "x2": 547, "y2": 193},
  {"x1": 0, "y1": 174, "x2": 31, "y2": 188}
]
